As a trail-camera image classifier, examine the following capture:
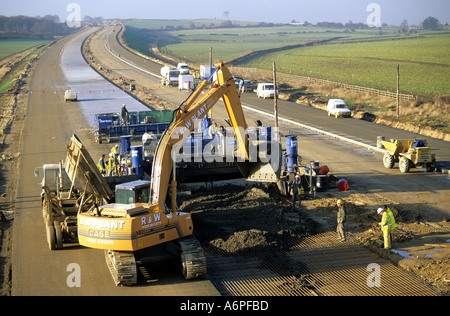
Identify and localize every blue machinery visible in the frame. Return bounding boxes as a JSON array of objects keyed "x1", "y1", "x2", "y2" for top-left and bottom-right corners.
[{"x1": 94, "y1": 110, "x2": 173, "y2": 144}]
